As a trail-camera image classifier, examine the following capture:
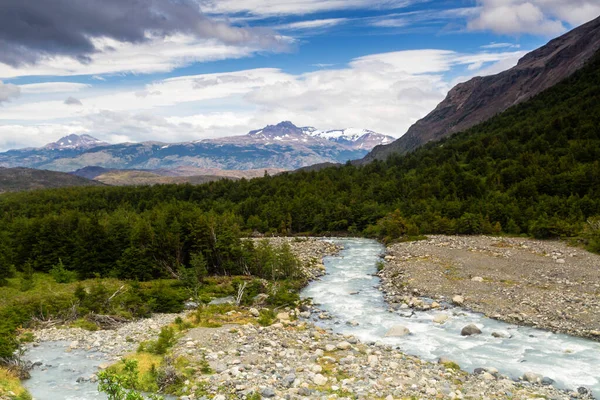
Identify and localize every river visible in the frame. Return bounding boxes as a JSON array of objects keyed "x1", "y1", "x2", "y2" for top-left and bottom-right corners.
[{"x1": 301, "y1": 238, "x2": 600, "y2": 394}]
